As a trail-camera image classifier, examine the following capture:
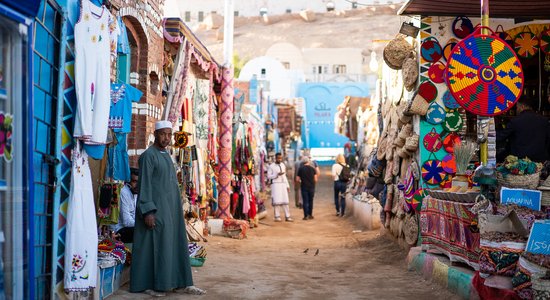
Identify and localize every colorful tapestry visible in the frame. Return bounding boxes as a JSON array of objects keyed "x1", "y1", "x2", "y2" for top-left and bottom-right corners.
[
  {"x1": 194, "y1": 79, "x2": 210, "y2": 149},
  {"x1": 217, "y1": 67, "x2": 234, "y2": 218},
  {"x1": 446, "y1": 27, "x2": 524, "y2": 116},
  {"x1": 420, "y1": 196, "x2": 481, "y2": 269},
  {"x1": 479, "y1": 241, "x2": 525, "y2": 277}
]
